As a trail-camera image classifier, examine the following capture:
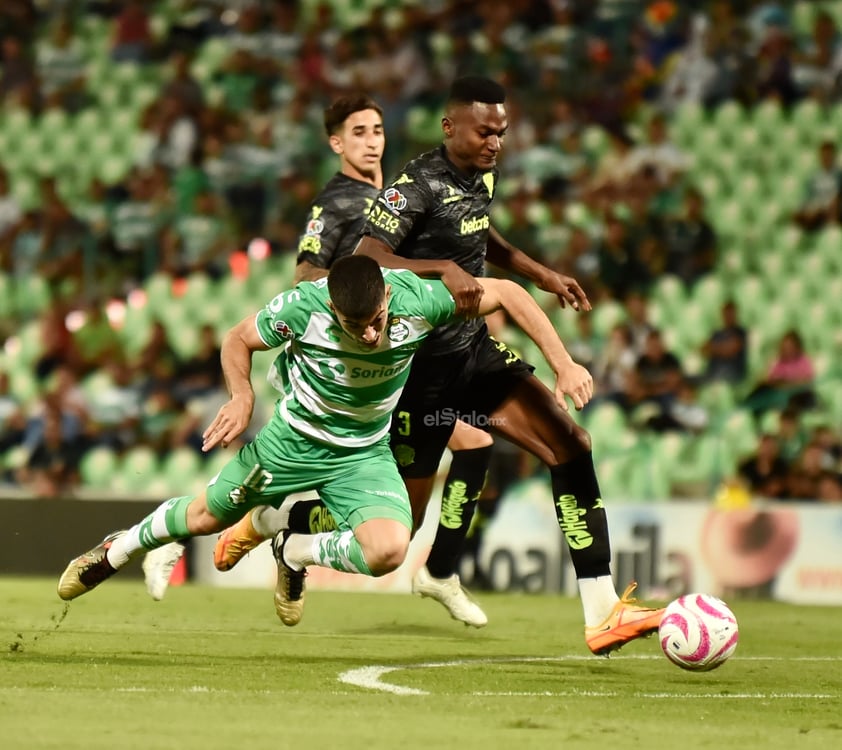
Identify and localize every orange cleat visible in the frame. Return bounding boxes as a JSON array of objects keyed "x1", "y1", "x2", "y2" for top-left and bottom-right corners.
[
  {"x1": 585, "y1": 582, "x2": 665, "y2": 655},
  {"x1": 213, "y1": 512, "x2": 267, "y2": 571}
]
